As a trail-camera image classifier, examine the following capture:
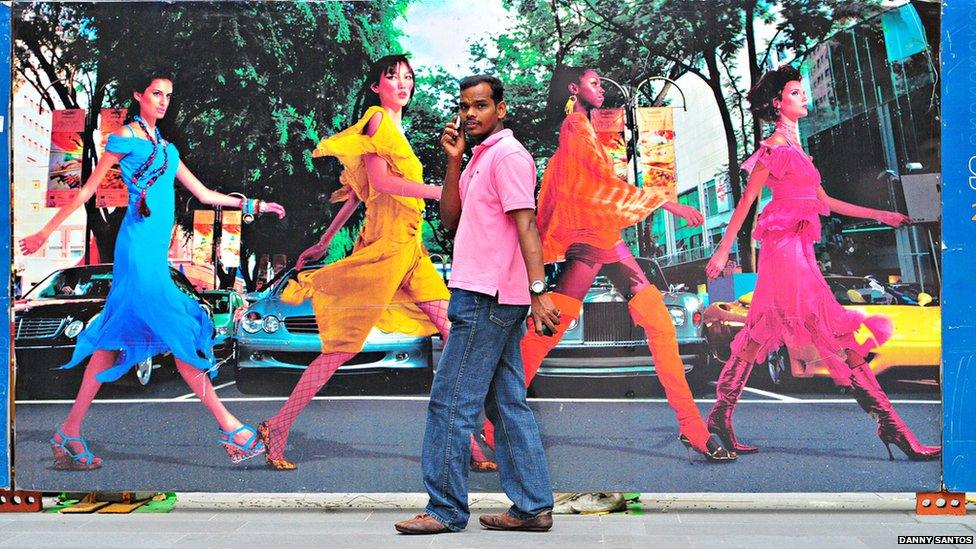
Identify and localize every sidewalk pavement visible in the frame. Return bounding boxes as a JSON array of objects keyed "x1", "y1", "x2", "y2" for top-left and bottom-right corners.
[{"x1": 1, "y1": 492, "x2": 974, "y2": 548}]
